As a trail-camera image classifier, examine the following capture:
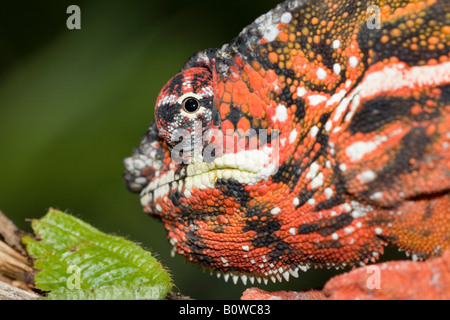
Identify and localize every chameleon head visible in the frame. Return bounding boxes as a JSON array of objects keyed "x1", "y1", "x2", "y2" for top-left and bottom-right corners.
[
  {"x1": 123, "y1": 47, "x2": 385, "y2": 284},
  {"x1": 123, "y1": 52, "x2": 302, "y2": 283}
]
